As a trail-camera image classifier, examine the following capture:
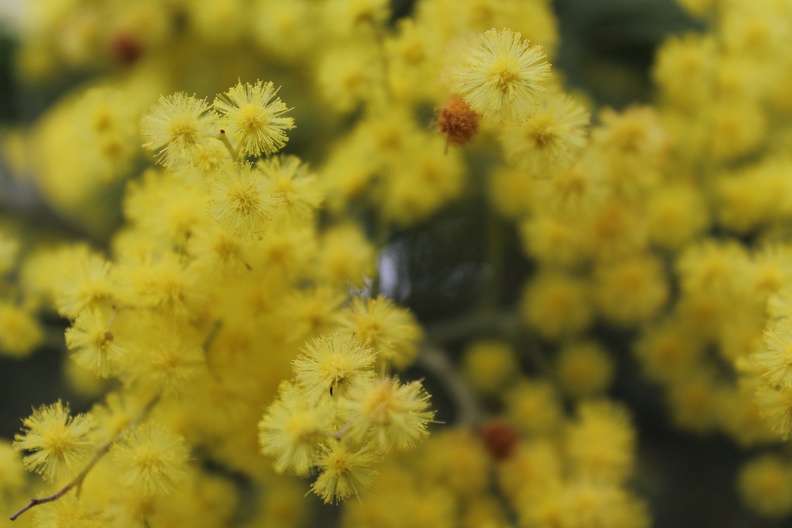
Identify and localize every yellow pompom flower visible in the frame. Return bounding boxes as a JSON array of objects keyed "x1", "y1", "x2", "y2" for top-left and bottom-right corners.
[
  {"x1": 754, "y1": 318, "x2": 792, "y2": 390},
  {"x1": 556, "y1": 341, "x2": 614, "y2": 398},
  {"x1": 506, "y1": 380, "x2": 563, "y2": 436},
  {"x1": 91, "y1": 392, "x2": 142, "y2": 444},
  {"x1": 140, "y1": 92, "x2": 218, "y2": 171},
  {"x1": 282, "y1": 286, "x2": 344, "y2": 340},
  {"x1": 65, "y1": 306, "x2": 127, "y2": 378},
  {"x1": 112, "y1": 422, "x2": 189, "y2": 496},
  {"x1": 258, "y1": 154, "x2": 323, "y2": 225},
  {"x1": 312, "y1": 441, "x2": 379, "y2": 504},
  {"x1": 453, "y1": 28, "x2": 550, "y2": 123},
  {"x1": 258, "y1": 382, "x2": 331, "y2": 476},
  {"x1": 122, "y1": 320, "x2": 205, "y2": 398},
  {"x1": 207, "y1": 162, "x2": 281, "y2": 237},
  {"x1": 53, "y1": 253, "x2": 115, "y2": 319},
  {"x1": 756, "y1": 384, "x2": 792, "y2": 439},
  {"x1": 500, "y1": 94, "x2": 589, "y2": 176},
  {"x1": 13, "y1": 401, "x2": 95, "y2": 482},
  {"x1": 338, "y1": 296, "x2": 422, "y2": 370},
  {"x1": 738, "y1": 455, "x2": 792, "y2": 519},
  {"x1": 292, "y1": 333, "x2": 375, "y2": 405},
  {"x1": 421, "y1": 428, "x2": 491, "y2": 498},
  {"x1": 342, "y1": 377, "x2": 435, "y2": 452},
  {"x1": 0, "y1": 439, "x2": 26, "y2": 498},
  {"x1": 214, "y1": 80, "x2": 295, "y2": 157},
  {"x1": 462, "y1": 340, "x2": 519, "y2": 395},
  {"x1": 0, "y1": 301, "x2": 42, "y2": 358},
  {"x1": 592, "y1": 254, "x2": 669, "y2": 326},
  {"x1": 520, "y1": 271, "x2": 592, "y2": 340},
  {"x1": 32, "y1": 496, "x2": 100, "y2": 528},
  {"x1": 567, "y1": 401, "x2": 635, "y2": 484}
]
